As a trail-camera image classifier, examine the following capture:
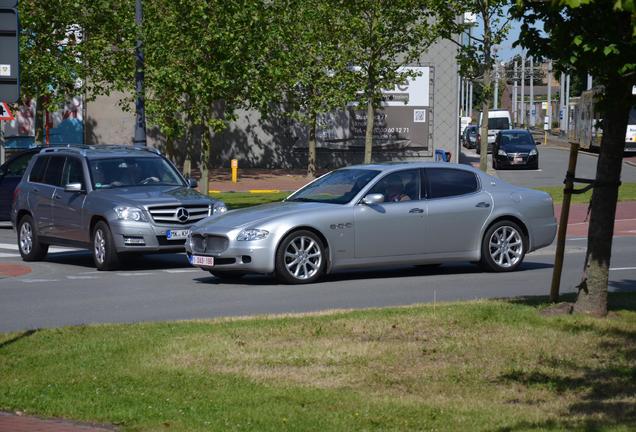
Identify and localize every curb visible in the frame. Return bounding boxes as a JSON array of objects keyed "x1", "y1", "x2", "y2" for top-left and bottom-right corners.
[{"x1": 209, "y1": 189, "x2": 284, "y2": 194}]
